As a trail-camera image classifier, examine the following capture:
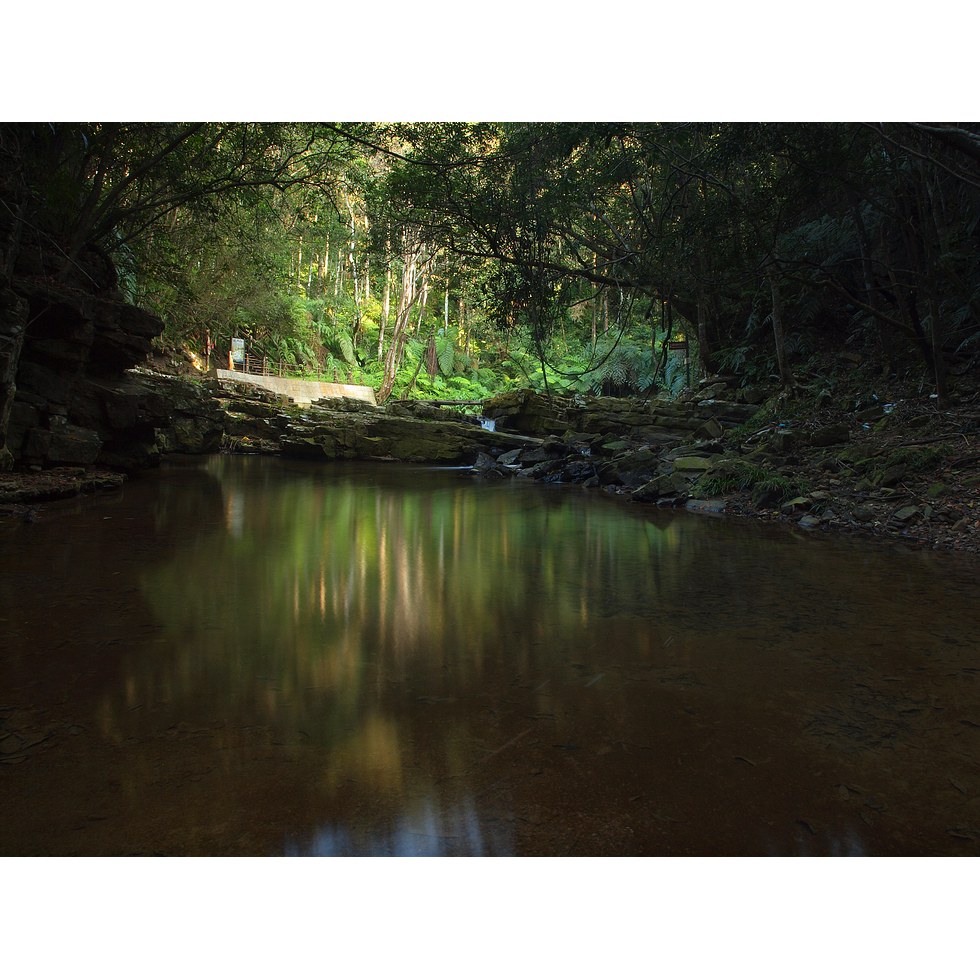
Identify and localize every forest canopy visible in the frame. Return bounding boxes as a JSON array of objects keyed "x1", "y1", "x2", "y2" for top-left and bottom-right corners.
[{"x1": 2, "y1": 121, "x2": 978, "y2": 404}]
